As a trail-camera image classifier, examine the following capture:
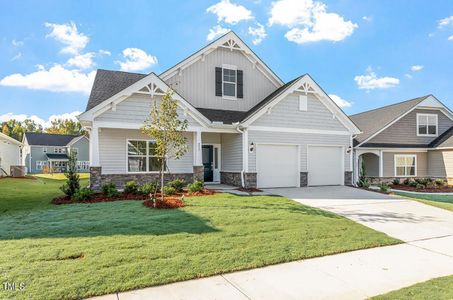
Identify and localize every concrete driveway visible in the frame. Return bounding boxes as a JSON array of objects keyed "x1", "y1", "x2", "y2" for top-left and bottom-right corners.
[{"x1": 264, "y1": 186, "x2": 453, "y2": 242}]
